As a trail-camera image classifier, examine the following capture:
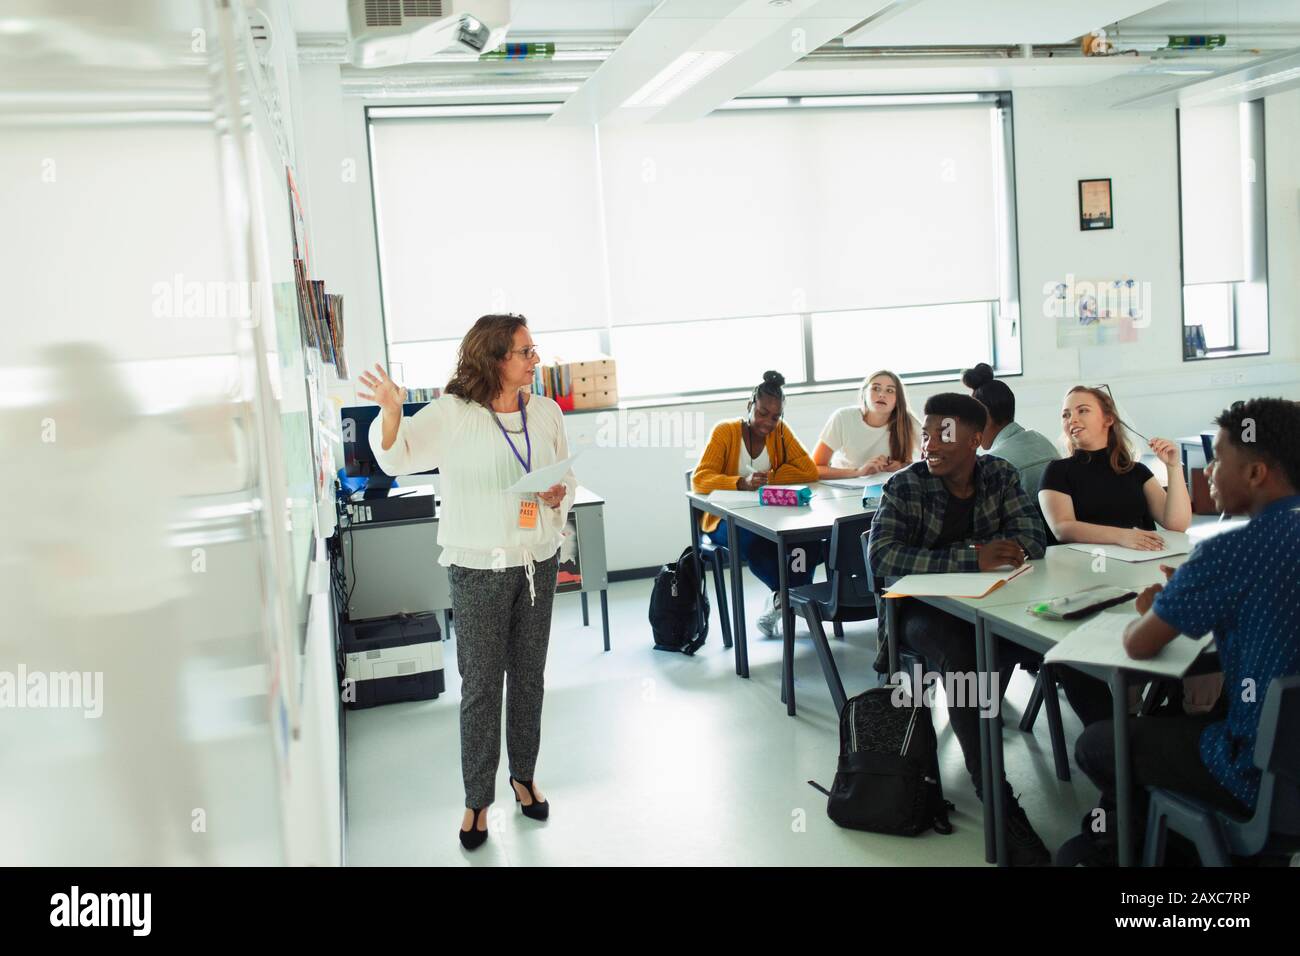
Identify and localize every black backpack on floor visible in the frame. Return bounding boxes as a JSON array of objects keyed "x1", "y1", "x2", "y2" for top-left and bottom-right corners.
[
  {"x1": 810, "y1": 686, "x2": 953, "y2": 836},
  {"x1": 648, "y1": 545, "x2": 709, "y2": 655}
]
